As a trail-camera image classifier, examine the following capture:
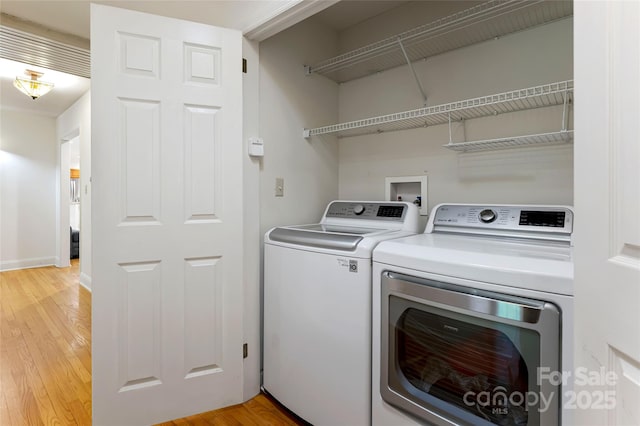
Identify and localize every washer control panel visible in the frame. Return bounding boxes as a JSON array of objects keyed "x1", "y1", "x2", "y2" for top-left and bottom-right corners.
[
  {"x1": 326, "y1": 202, "x2": 407, "y2": 221},
  {"x1": 431, "y1": 204, "x2": 573, "y2": 234}
]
